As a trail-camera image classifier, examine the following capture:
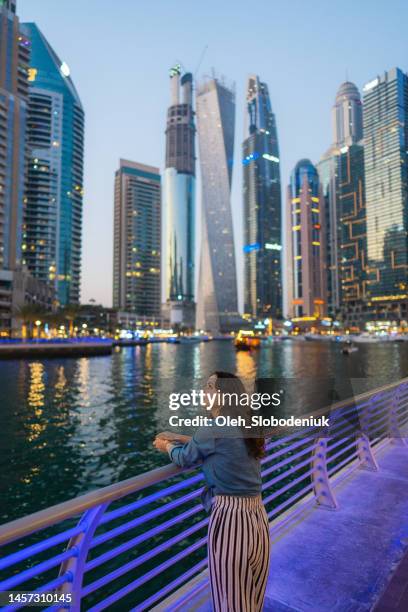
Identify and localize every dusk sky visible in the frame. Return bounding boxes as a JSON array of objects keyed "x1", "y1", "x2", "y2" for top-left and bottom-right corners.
[{"x1": 19, "y1": 0, "x2": 408, "y2": 308}]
